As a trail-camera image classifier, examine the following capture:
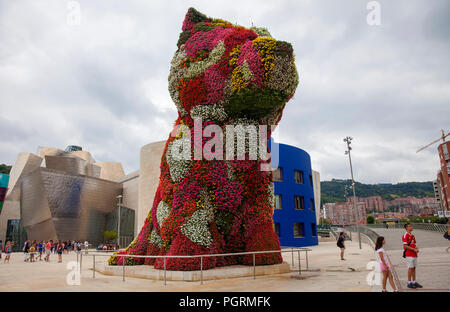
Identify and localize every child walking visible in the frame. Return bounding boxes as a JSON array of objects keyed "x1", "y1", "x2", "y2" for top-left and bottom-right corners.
[
  {"x1": 375, "y1": 236, "x2": 398, "y2": 292},
  {"x1": 29, "y1": 243, "x2": 36, "y2": 262},
  {"x1": 57, "y1": 241, "x2": 63, "y2": 263},
  {"x1": 4, "y1": 241, "x2": 12, "y2": 263}
]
